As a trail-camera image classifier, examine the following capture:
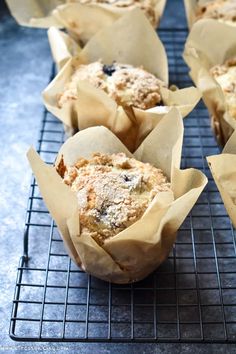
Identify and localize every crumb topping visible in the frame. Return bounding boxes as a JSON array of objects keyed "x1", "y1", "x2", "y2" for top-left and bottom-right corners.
[
  {"x1": 57, "y1": 60, "x2": 165, "y2": 110},
  {"x1": 210, "y1": 57, "x2": 236, "y2": 119},
  {"x1": 67, "y1": 0, "x2": 158, "y2": 26},
  {"x1": 196, "y1": 0, "x2": 236, "y2": 25},
  {"x1": 58, "y1": 152, "x2": 170, "y2": 245}
]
